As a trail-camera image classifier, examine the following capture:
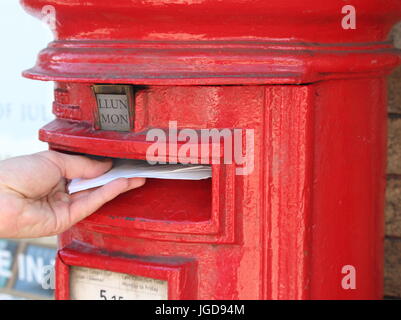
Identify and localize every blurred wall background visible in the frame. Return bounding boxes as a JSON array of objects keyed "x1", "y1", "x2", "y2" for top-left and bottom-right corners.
[
  {"x1": 385, "y1": 22, "x2": 401, "y2": 299},
  {"x1": 0, "y1": 1, "x2": 53, "y2": 159},
  {"x1": 0, "y1": 1, "x2": 56, "y2": 300}
]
